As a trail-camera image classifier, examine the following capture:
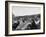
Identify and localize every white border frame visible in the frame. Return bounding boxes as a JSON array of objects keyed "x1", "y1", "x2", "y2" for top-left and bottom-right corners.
[{"x1": 8, "y1": 2, "x2": 44, "y2": 35}]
